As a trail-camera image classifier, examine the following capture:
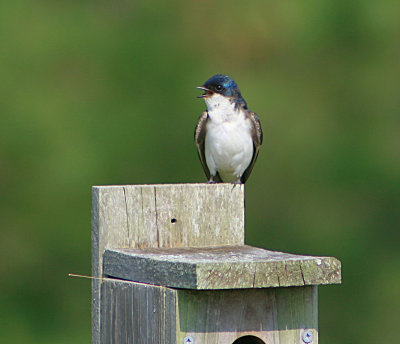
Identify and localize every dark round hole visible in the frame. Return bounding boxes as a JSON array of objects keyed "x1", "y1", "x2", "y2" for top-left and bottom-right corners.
[
  {"x1": 171, "y1": 218, "x2": 177, "y2": 223},
  {"x1": 232, "y1": 335, "x2": 266, "y2": 344}
]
